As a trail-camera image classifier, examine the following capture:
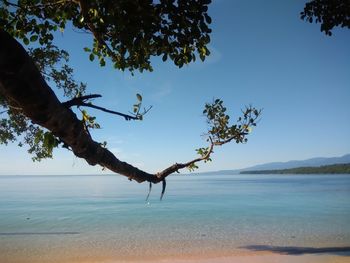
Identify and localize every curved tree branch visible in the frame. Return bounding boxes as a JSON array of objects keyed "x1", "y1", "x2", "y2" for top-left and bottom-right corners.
[
  {"x1": 0, "y1": 29, "x2": 156, "y2": 182},
  {"x1": 0, "y1": 29, "x2": 222, "y2": 185},
  {"x1": 0, "y1": 29, "x2": 261, "y2": 200},
  {"x1": 157, "y1": 140, "x2": 214, "y2": 178}
]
